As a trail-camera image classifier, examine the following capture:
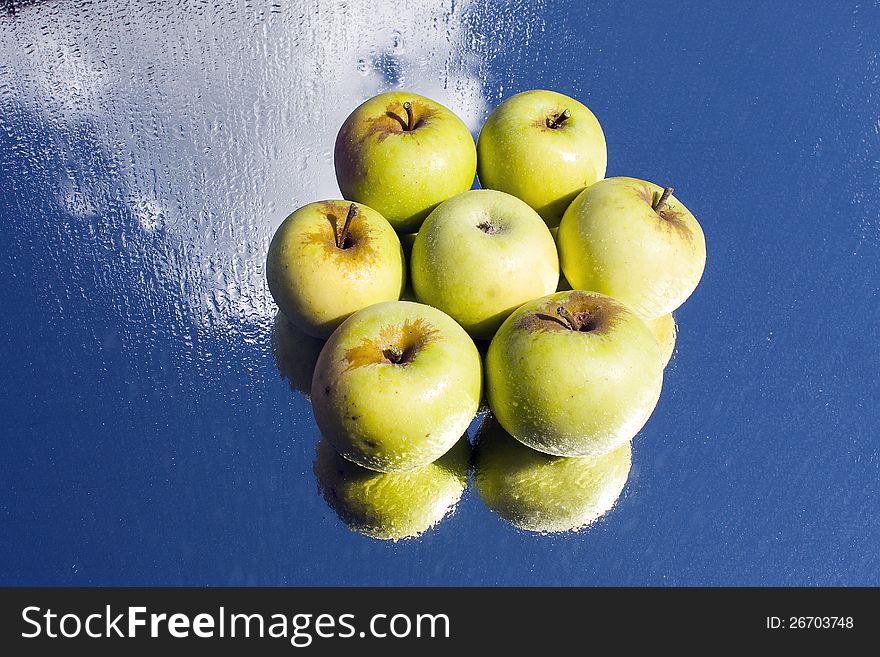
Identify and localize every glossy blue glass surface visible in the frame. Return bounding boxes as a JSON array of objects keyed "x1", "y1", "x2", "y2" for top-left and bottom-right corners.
[{"x1": 1, "y1": 0, "x2": 877, "y2": 585}]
